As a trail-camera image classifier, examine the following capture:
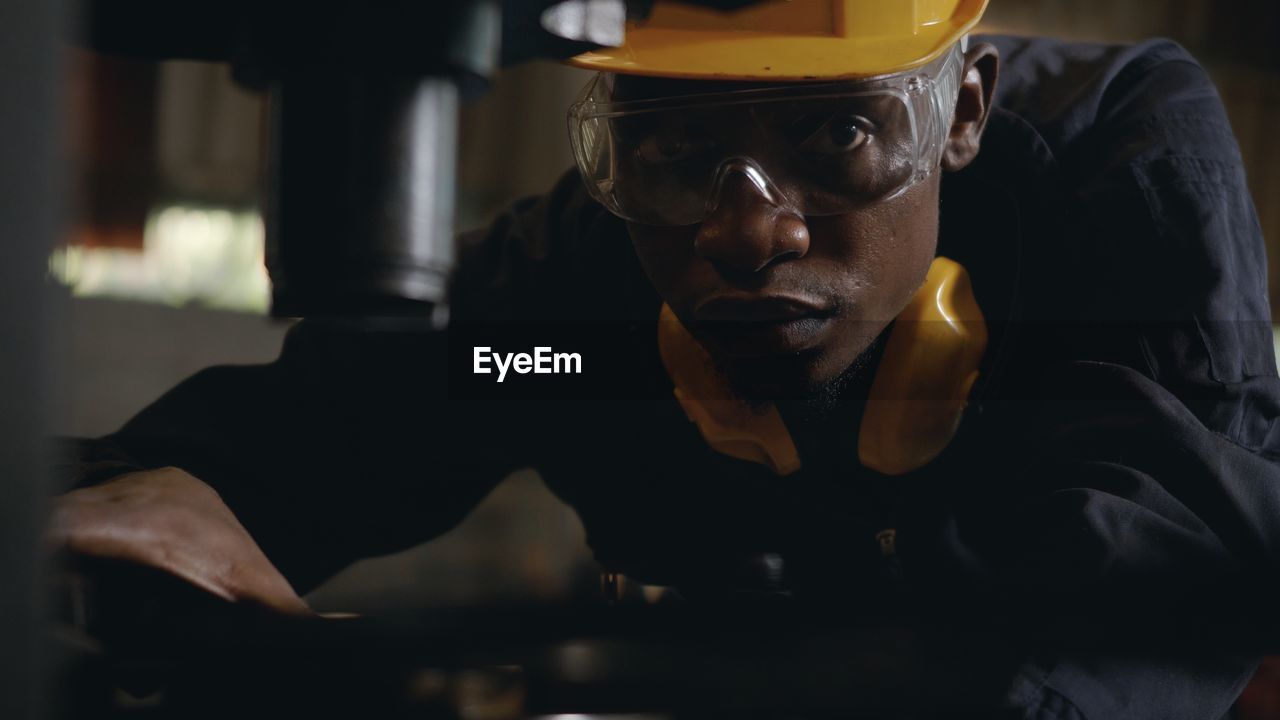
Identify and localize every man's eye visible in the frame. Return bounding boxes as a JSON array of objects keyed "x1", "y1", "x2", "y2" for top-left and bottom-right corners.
[
  {"x1": 635, "y1": 132, "x2": 704, "y2": 164},
  {"x1": 800, "y1": 115, "x2": 872, "y2": 155}
]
